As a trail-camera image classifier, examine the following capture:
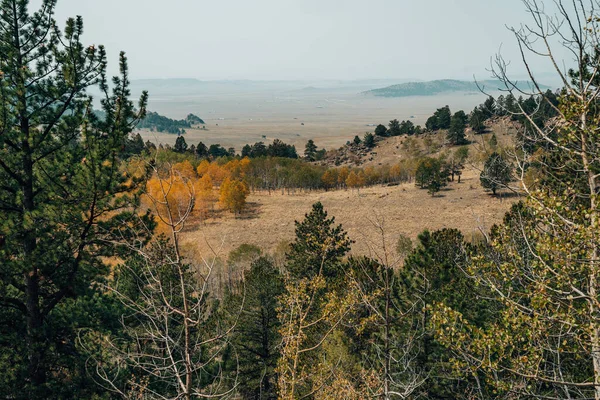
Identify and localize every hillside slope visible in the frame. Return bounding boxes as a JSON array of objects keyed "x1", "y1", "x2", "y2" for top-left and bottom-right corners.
[{"x1": 363, "y1": 79, "x2": 544, "y2": 97}]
